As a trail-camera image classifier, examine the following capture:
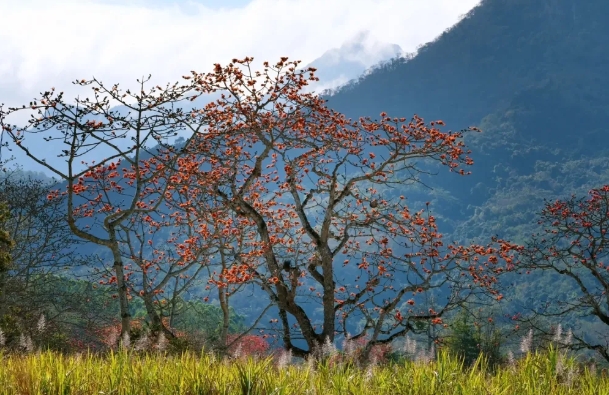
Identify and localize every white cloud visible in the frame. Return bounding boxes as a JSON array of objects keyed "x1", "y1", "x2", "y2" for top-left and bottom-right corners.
[
  {"x1": 316, "y1": 30, "x2": 403, "y2": 66},
  {"x1": 0, "y1": 0, "x2": 481, "y2": 107},
  {"x1": 303, "y1": 30, "x2": 404, "y2": 93}
]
